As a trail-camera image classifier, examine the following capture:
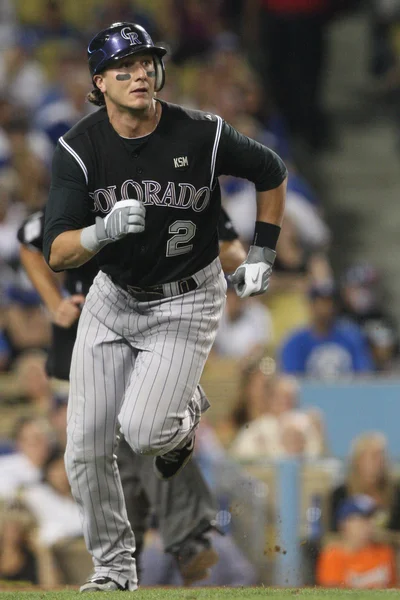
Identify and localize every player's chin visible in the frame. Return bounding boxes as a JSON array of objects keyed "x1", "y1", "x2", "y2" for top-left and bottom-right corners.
[{"x1": 126, "y1": 93, "x2": 151, "y2": 110}]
